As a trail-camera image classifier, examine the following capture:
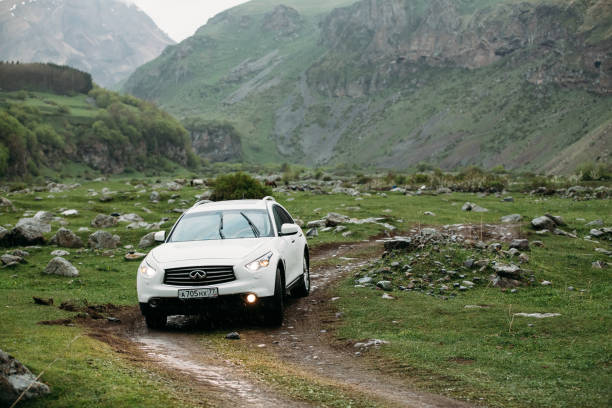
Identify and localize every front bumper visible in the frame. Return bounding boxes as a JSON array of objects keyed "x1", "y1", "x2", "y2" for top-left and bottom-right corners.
[
  {"x1": 139, "y1": 294, "x2": 267, "y2": 316},
  {"x1": 137, "y1": 258, "x2": 277, "y2": 304}
]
